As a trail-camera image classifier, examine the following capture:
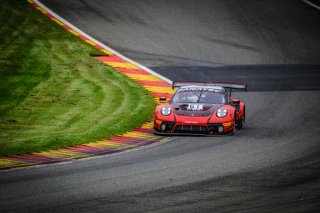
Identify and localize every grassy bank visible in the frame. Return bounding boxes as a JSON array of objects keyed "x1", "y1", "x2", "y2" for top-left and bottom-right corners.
[{"x1": 0, "y1": 0, "x2": 155, "y2": 157}]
